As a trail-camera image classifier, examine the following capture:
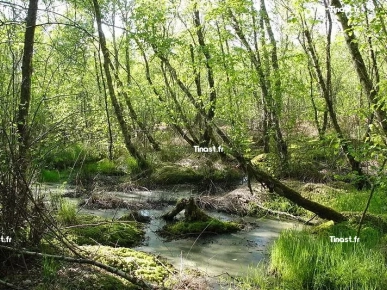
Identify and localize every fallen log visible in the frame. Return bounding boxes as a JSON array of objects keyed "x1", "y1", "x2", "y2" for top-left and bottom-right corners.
[{"x1": 246, "y1": 162, "x2": 346, "y2": 222}]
